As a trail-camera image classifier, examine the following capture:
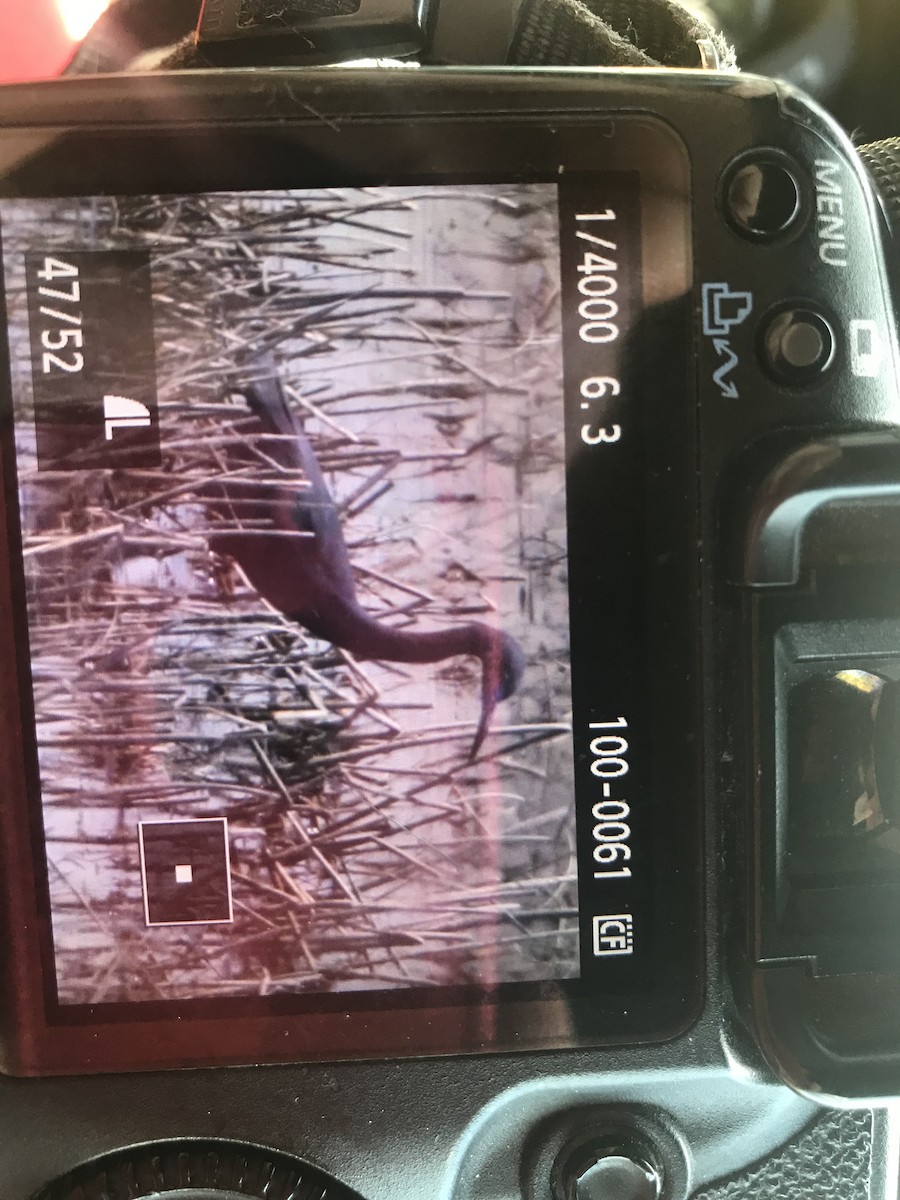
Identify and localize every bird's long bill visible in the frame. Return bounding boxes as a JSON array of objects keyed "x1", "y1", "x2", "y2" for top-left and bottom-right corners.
[{"x1": 470, "y1": 671, "x2": 501, "y2": 759}]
